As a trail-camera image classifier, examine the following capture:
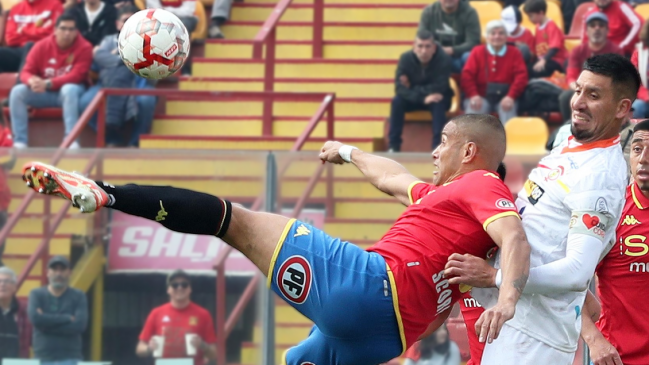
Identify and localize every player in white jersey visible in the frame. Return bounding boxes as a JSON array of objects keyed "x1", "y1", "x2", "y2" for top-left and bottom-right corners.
[{"x1": 443, "y1": 53, "x2": 640, "y2": 364}]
